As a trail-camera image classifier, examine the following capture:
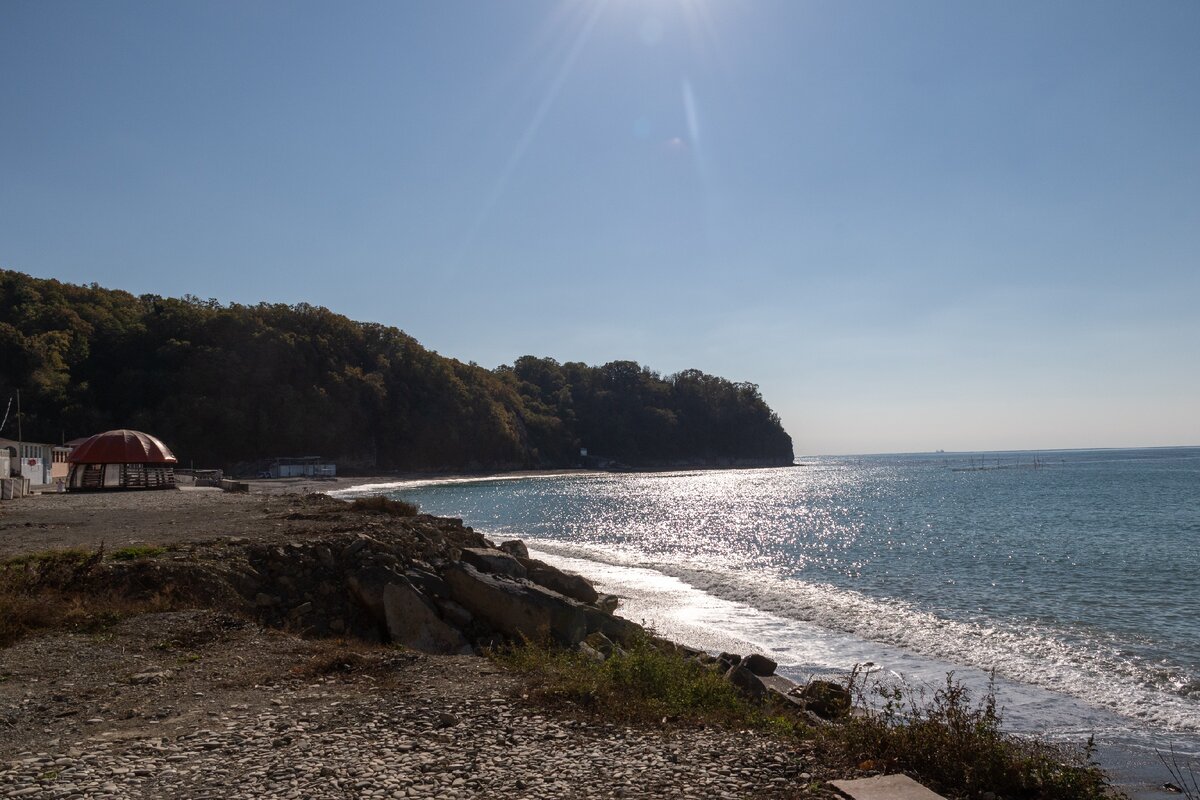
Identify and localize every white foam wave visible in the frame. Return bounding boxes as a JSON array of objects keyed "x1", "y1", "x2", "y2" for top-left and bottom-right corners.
[
  {"x1": 326, "y1": 472, "x2": 600, "y2": 498},
  {"x1": 528, "y1": 539, "x2": 1200, "y2": 736}
]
